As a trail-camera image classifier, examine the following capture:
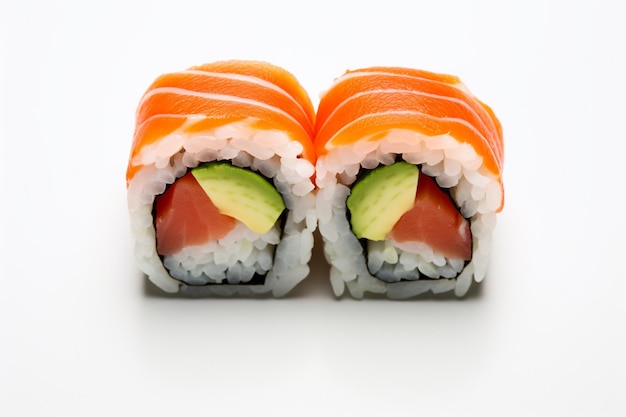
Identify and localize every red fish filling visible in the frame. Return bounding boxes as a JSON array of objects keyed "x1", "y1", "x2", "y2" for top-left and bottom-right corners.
[
  {"x1": 389, "y1": 172, "x2": 471, "y2": 261},
  {"x1": 154, "y1": 172, "x2": 236, "y2": 256}
]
